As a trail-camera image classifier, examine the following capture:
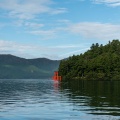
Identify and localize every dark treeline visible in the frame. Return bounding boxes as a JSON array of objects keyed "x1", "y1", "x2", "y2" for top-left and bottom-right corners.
[{"x1": 59, "y1": 40, "x2": 120, "y2": 80}]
